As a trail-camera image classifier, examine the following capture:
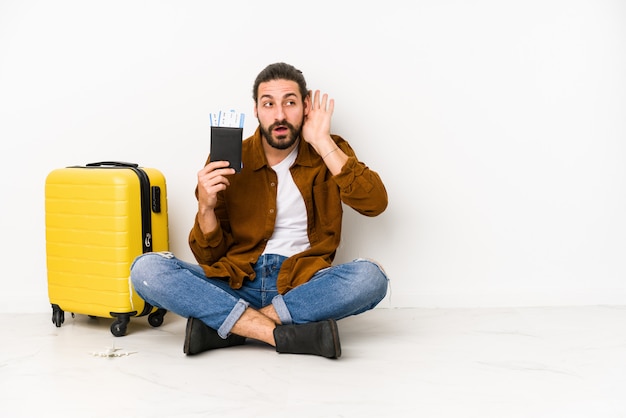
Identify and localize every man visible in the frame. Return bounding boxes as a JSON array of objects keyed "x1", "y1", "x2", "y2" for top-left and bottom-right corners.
[{"x1": 130, "y1": 62, "x2": 389, "y2": 359}]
